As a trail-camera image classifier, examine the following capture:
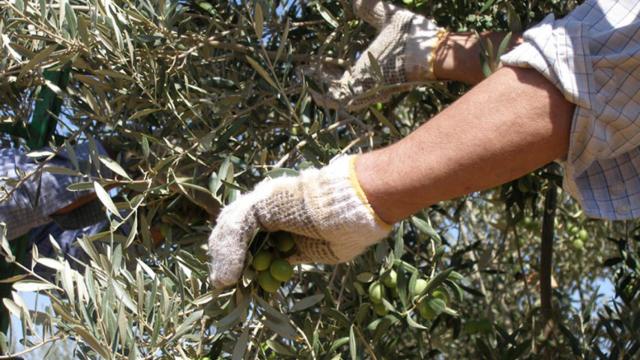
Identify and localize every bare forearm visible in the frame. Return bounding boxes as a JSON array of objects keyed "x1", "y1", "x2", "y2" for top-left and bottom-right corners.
[
  {"x1": 356, "y1": 66, "x2": 574, "y2": 224},
  {"x1": 434, "y1": 32, "x2": 523, "y2": 85}
]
